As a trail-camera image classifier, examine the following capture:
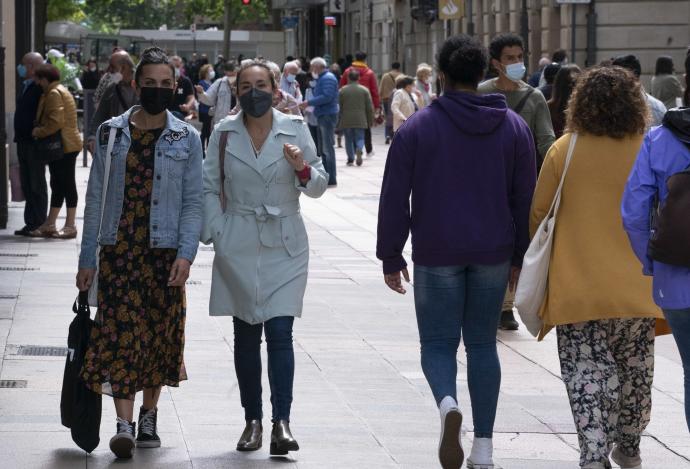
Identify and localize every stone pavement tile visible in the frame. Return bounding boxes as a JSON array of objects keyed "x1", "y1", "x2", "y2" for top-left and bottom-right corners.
[
  {"x1": 0, "y1": 432, "x2": 86, "y2": 468},
  {"x1": 0, "y1": 389, "x2": 65, "y2": 432},
  {"x1": 86, "y1": 431, "x2": 192, "y2": 468}
]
